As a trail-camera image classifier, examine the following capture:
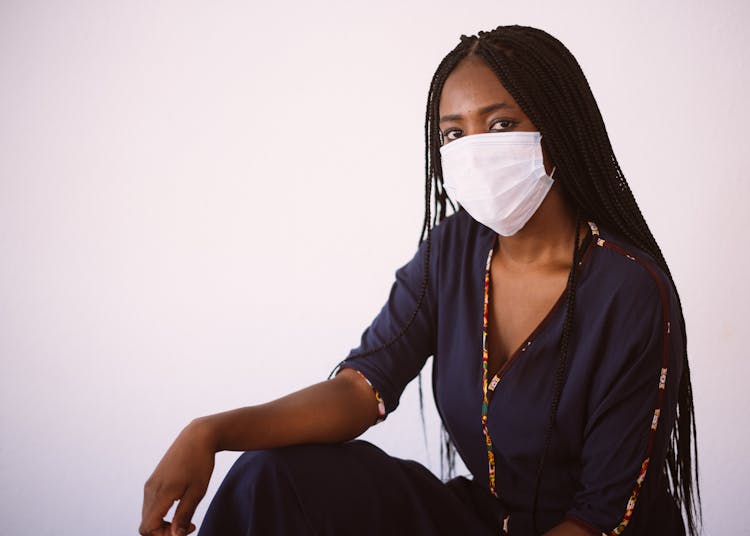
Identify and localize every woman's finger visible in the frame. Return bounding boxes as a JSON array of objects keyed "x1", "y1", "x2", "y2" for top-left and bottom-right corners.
[
  {"x1": 138, "y1": 518, "x2": 171, "y2": 536},
  {"x1": 140, "y1": 479, "x2": 180, "y2": 536},
  {"x1": 170, "y1": 485, "x2": 206, "y2": 536}
]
